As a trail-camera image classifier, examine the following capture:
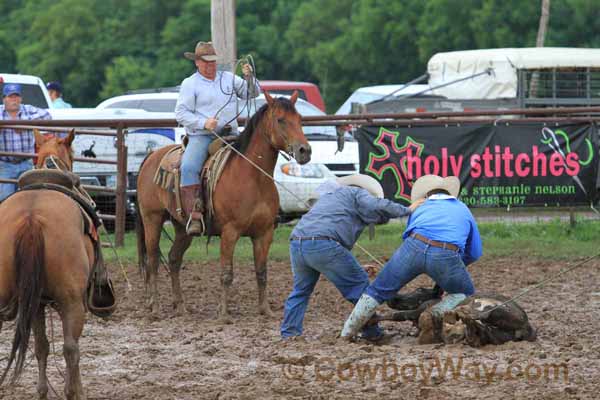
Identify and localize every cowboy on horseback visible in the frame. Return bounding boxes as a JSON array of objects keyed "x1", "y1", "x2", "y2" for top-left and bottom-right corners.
[{"x1": 175, "y1": 40, "x2": 260, "y2": 236}]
